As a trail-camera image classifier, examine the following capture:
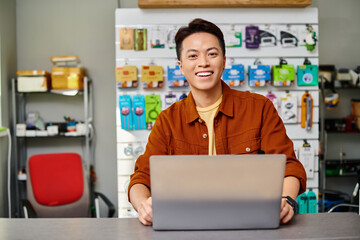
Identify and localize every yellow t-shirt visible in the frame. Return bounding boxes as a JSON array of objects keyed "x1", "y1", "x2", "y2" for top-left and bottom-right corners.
[{"x1": 196, "y1": 95, "x2": 222, "y2": 155}]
